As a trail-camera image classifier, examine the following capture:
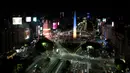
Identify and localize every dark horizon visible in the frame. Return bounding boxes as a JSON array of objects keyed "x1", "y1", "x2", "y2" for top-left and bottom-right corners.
[{"x1": 2, "y1": 7, "x2": 129, "y2": 16}]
